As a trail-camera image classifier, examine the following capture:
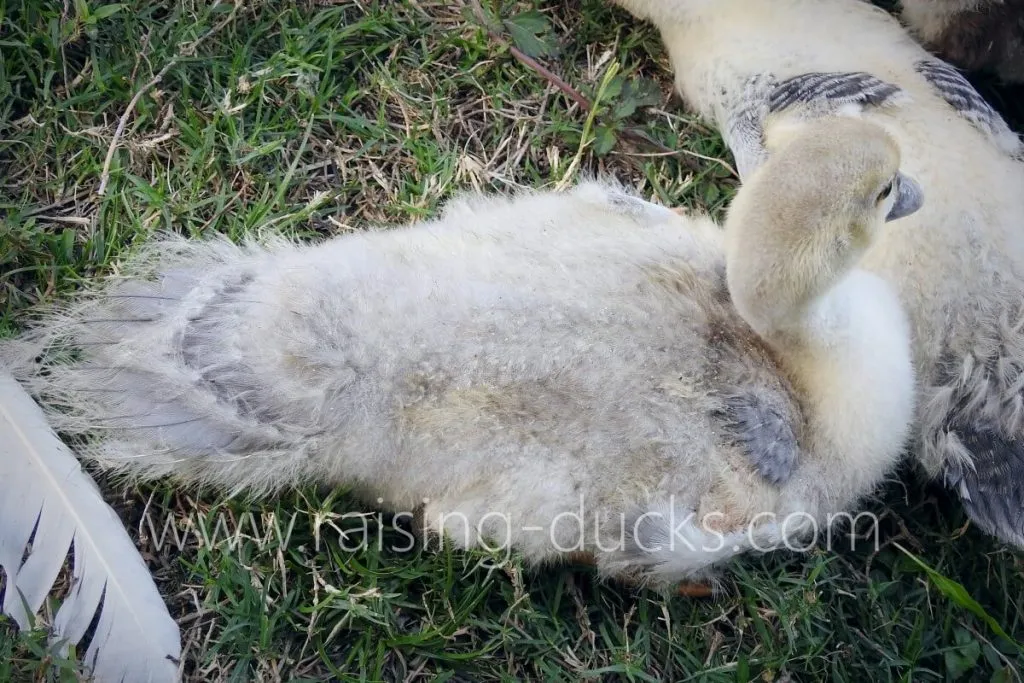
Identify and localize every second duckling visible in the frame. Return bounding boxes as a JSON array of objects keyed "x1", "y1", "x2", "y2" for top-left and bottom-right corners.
[
  {"x1": 899, "y1": 0, "x2": 1024, "y2": 84},
  {"x1": 610, "y1": 0, "x2": 1024, "y2": 550},
  {"x1": 4, "y1": 118, "x2": 920, "y2": 588}
]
